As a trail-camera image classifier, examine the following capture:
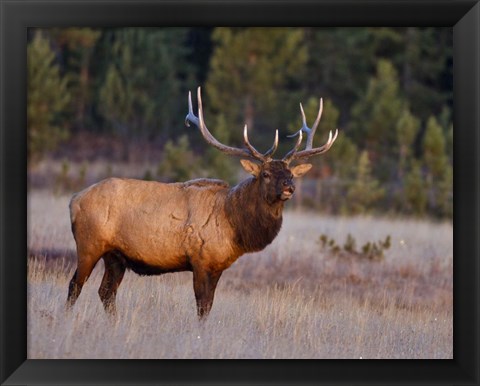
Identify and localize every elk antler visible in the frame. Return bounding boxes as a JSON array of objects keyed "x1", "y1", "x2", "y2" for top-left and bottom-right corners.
[
  {"x1": 283, "y1": 98, "x2": 338, "y2": 164},
  {"x1": 282, "y1": 130, "x2": 303, "y2": 162},
  {"x1": 185, "y1": 87, "x2": 278, "y2": 162}
]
